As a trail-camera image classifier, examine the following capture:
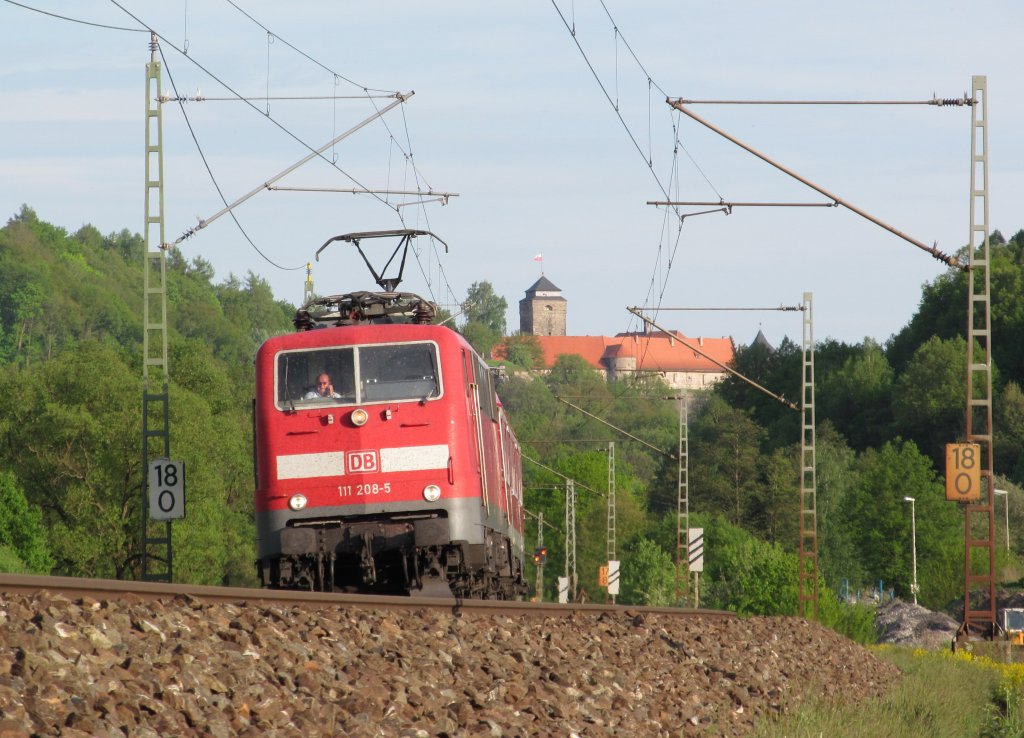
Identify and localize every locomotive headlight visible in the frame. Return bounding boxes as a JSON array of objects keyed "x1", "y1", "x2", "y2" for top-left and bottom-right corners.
[
  {"x1": 288, "y1": 494, "x2": 308, "y2": 511},
  {"x1": 350, "y1": 408, "x2": 369, "y2": 426},
  {"x1": 422, "y1": 484, "x2": 442, "y2": 502}
]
